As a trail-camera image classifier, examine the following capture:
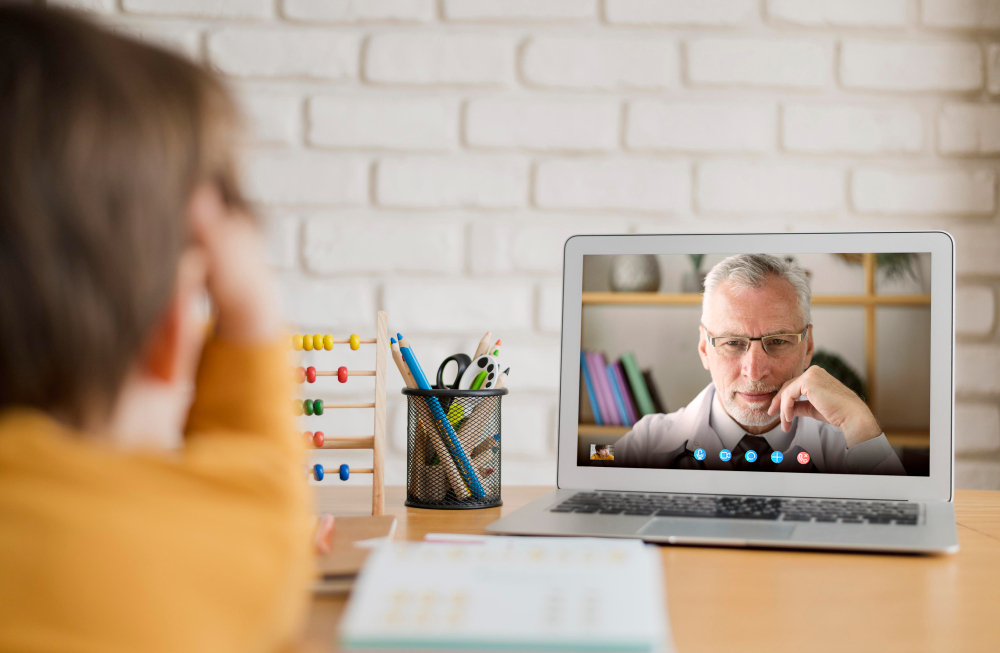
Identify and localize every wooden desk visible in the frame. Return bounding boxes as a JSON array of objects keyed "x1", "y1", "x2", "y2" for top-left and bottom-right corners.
[{"x1": 306, "y1": 487, "x2": 1000, "y2": 653}]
